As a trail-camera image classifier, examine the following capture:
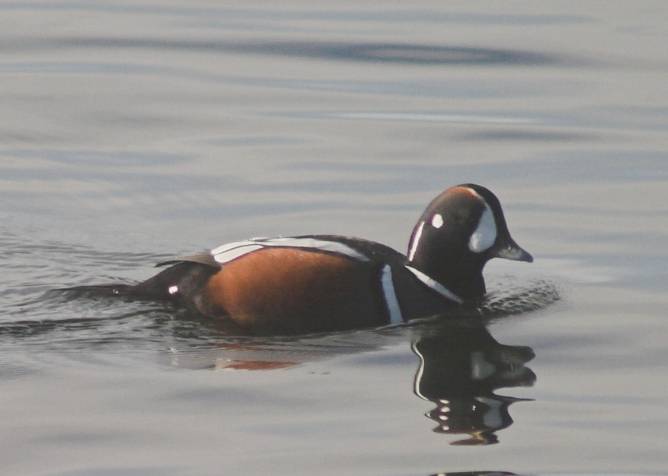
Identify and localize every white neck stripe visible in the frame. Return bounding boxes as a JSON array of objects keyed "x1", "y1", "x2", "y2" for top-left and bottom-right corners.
[
  {"x1": 381, "y1": 265, "x2": 403, "y2": 325},
  {"x1": 404, "y1": 266, "x2": 463, "y2": 304}
]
